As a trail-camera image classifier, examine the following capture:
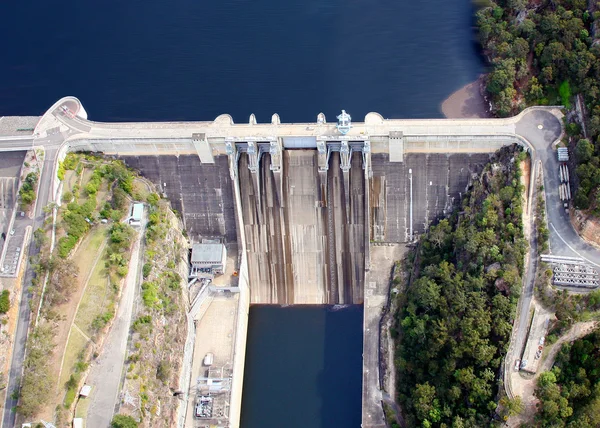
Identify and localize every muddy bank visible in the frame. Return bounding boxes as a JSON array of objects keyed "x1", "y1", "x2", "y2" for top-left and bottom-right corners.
[{"x1": 441, "y1": 76, "x2": 490, "y2": 119}]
